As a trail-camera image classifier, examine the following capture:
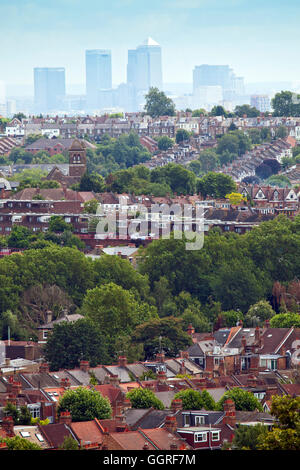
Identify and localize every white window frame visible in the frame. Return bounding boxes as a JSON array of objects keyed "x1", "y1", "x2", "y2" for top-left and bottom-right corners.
[
  {"x1": 211, "y1": 431, "x2": 220, "y2": 441},
  {"x1": 195, "y1": 432, "x2": 207, "y2": 443},
  {"x1": 195, "y1": 416, "x2": 205, "y2": 425}
]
